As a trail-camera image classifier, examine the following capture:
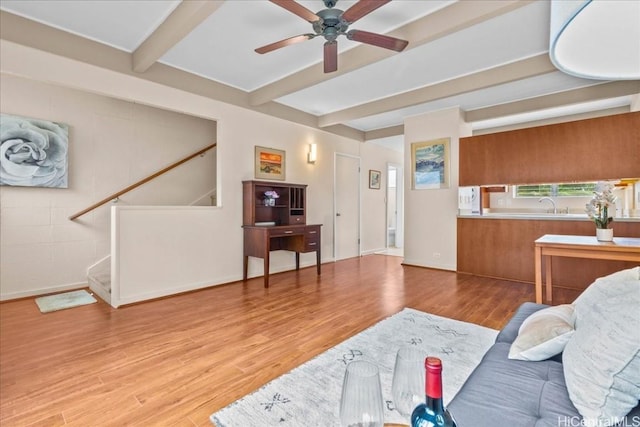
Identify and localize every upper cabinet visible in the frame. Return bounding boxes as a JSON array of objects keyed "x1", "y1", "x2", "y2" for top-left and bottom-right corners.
[
  {"x1": 242, "y1": 180, "x2": 307, "y2": 226},
  {"x1": 459, "y1": 112, "x2": 640, "y2": 186}
]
